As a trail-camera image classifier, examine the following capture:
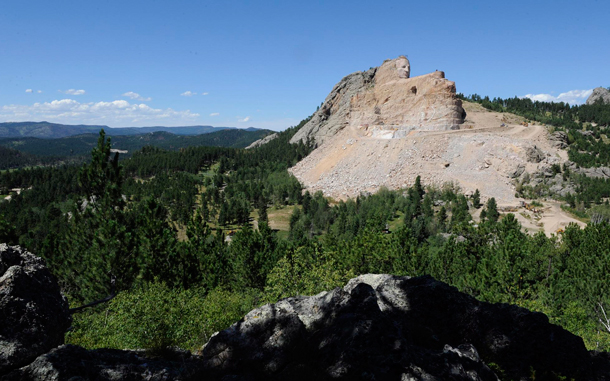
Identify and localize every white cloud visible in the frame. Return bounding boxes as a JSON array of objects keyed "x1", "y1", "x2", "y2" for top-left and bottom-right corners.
[
  {"x1": 238, "y1": 116, "x2": 251, "y2": 122},
  {"x1": 122, "y1": 91, "x2": 152, "y2": 101},
  {"x1": 210, "y1": 112, "x2": 220, "y2": 116},
  {"x1": 25, "y1": 89, "x2": 33, "y2": 93},
  {"x1": 37, "y1": 90, "x2": 43, "y2": 94},
  {"x1": 0, "y1": 98, "x2": 200, "y2": 127},
  {"x1": 522, "y1": 89, "x2": 593, "y2": 105},
  {"x1": 202, "y1": 92, "x2": 209, "y2": 95},
  {"x1": 62, "y1": 89, "x2": 86, "y2": 95},
  {"x1": 180, "y1": 91, "x2": 196, "y2": 97}
]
